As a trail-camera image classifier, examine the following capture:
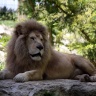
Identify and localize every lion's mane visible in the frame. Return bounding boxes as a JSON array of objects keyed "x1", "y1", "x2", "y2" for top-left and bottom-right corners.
[{"x1": 6, "y1": 19, "x2": 51, "y2": 76}]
